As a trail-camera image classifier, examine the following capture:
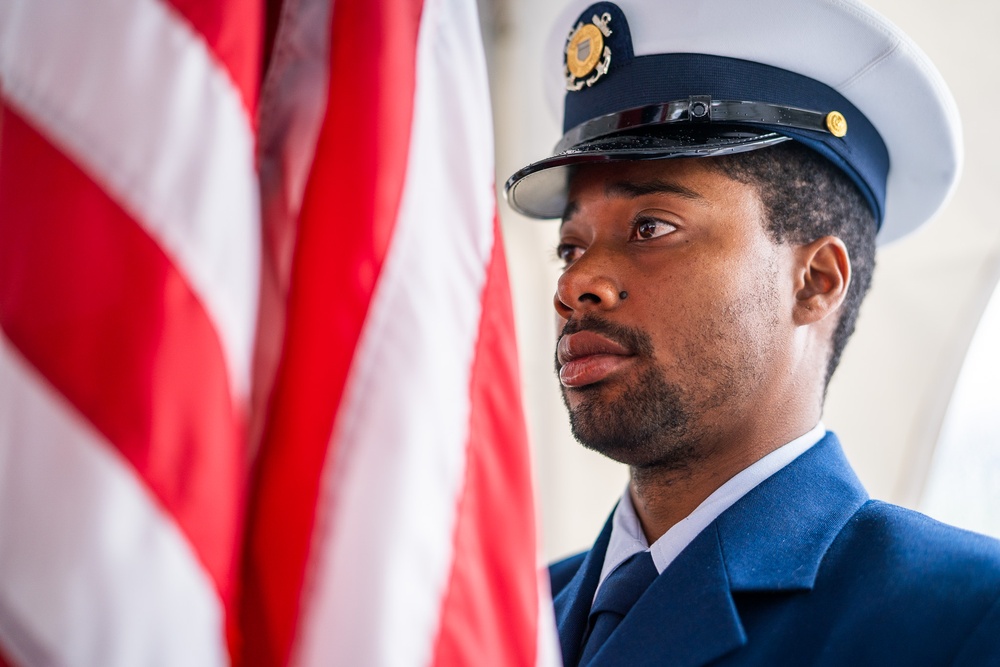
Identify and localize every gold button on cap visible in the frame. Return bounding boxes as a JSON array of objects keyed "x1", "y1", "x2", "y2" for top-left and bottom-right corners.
[{"x1": 826, "y1": 111, "x2": 848, "y2": 137}]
